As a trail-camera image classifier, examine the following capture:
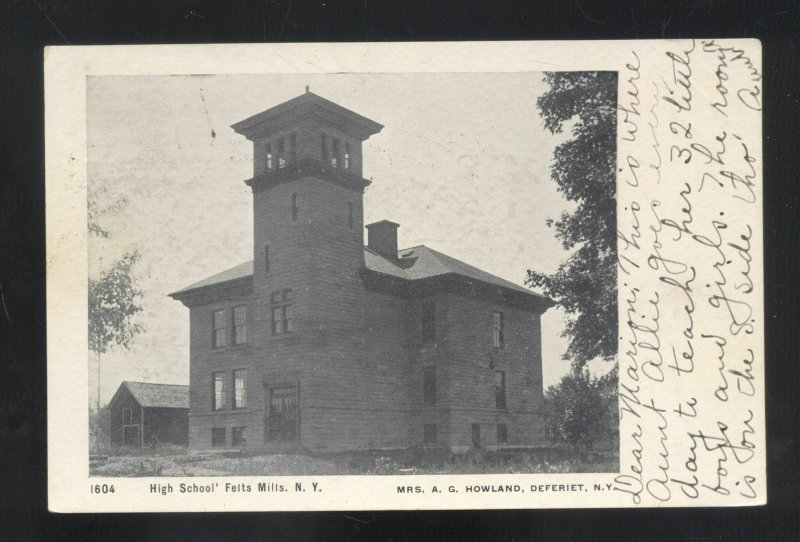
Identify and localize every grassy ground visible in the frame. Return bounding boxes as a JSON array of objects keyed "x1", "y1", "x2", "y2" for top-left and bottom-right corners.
[{"x1": 90, "y1": 446, "x2": 618, "y2": 477}]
